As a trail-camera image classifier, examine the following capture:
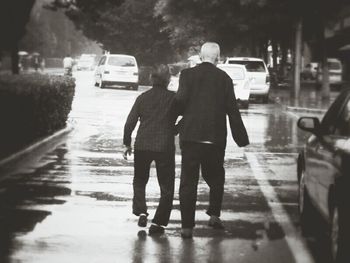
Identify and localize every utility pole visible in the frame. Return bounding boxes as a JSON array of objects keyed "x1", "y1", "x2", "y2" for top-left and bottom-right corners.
[{"x1": 293, "y1": 17, "x2": 303, "y2": 98}]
